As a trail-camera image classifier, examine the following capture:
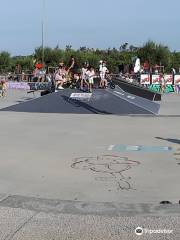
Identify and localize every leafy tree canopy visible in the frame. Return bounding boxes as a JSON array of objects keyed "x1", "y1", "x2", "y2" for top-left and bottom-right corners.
[{"x1": 0, "y1": 41, "x2": 180, "y2": 73}]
